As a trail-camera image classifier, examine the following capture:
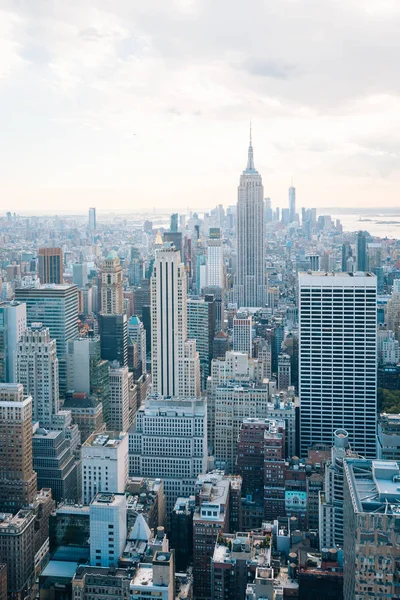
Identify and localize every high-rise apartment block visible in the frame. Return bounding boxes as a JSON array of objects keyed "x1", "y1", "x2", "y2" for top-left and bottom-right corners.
[
  {"x1": 38, "y1": 247, "x2": 63, "y2": 284},
  {"x1": 15, "y1": 323, "x2": 59, "y2": 426},
  {"x1": 0, "y1": 384, "x2": 37, "y2": 512},
  {"x1": 0, "y1": 301, "x2": 26, "y2": 383},
  {"x1": 89, "y1": 492, "x2": 127, "y2": 568},
  {"x1": 129, "y1": 396, "x2": 207, "y2": 514},
  {"x1": 81, "y1": 431, "x2": 128, "y2": 504},
  {"x1": 15, "y1": 284, "x2": 79, "y2": 396},
  {"x1": 299, "y1": 272, "x2": 377, "y2": 458},
  {"x1": 88, "y1": 207, "x2": 96, "y2": 230},
  {"x1": 151, "y1": 246, "x2": 200, "y2": 397},
  {"x1": 233, "y1": 132, "x2": 267, "y2": 308}
]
